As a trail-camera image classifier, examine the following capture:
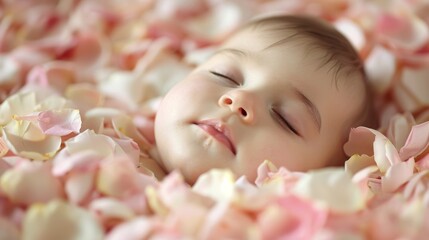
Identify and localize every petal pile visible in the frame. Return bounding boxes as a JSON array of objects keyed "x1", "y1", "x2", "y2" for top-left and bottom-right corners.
[{"x1": 1, "y1": 0, "x2": 429, "y2": 239}]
